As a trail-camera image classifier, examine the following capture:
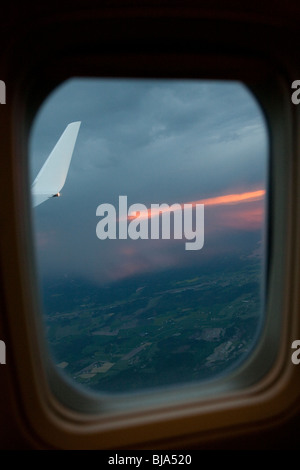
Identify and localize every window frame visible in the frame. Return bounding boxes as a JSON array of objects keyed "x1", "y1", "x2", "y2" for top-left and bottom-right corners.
[{"x1": 1, "y1": 10, "x2": 300, "y2": 449}]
